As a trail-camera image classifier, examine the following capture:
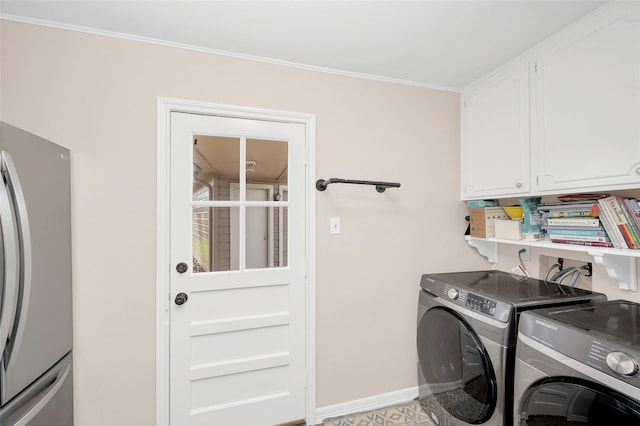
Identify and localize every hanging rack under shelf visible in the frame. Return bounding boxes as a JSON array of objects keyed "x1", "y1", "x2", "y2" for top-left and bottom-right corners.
[{"x1": 315, "y1": 178, "x2": 401, "y2": 193}]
